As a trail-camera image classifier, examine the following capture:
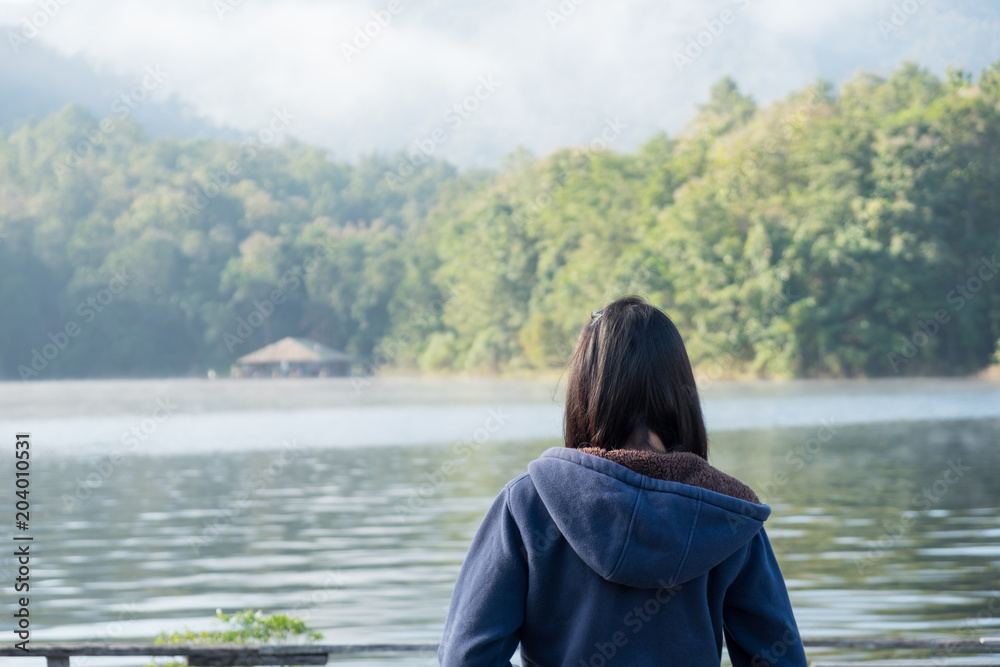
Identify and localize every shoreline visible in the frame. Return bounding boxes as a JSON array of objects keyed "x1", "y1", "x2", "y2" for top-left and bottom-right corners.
[
  {"x1": 2, "y1": 373, "x2": 998, "y2": 417},
  {"x1": 2, "y1": 377, "x2": 998, "y2": 453}
]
